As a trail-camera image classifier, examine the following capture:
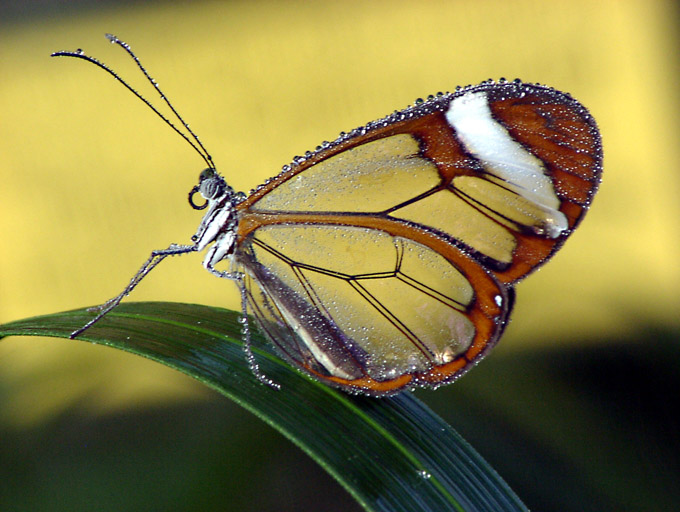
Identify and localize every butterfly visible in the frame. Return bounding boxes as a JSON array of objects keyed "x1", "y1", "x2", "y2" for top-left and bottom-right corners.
[{"x1": 55, "y1": 36, "x2": 602, "y2": 396}]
